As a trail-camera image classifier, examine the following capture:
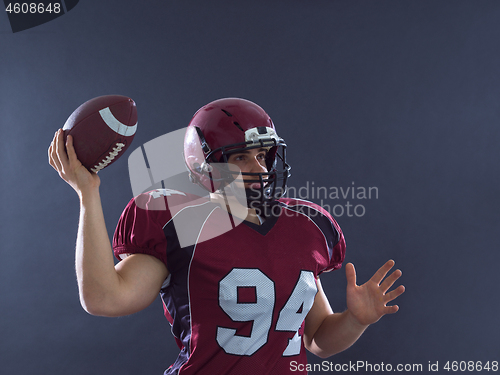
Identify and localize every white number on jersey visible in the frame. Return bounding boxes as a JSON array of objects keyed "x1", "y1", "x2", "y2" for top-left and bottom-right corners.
[
  {"x1": 217, "y1": 268, "x2": 317, "y2": 356},
  {"x1": 276, "y1": 270, "x2": 317, "y2": 356},
  {"x1": 217, "y1": 268, "x2": 275, "y2": 356}
]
